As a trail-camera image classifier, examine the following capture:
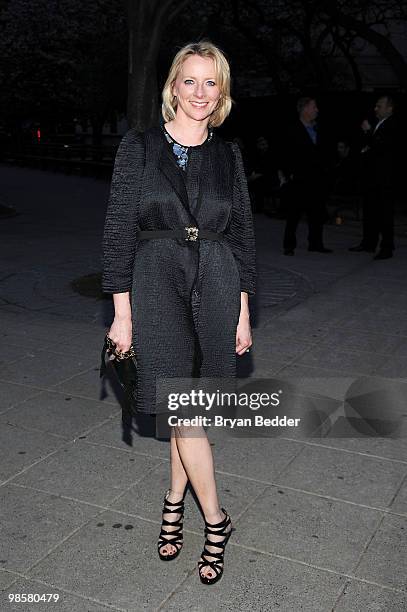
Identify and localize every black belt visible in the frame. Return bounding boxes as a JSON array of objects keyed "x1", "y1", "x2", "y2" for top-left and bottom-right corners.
[{"x1": 137, "y1": 227, "x2": 224, "y2": 242}]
